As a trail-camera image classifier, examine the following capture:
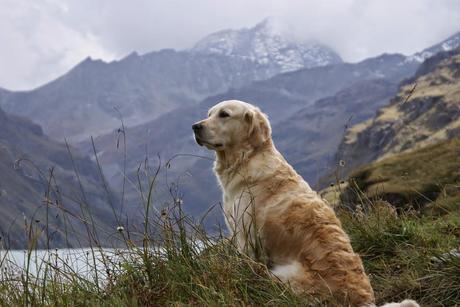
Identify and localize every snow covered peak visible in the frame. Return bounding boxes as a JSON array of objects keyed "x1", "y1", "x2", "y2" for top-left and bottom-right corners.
[
  {"x1": 407, "y1": 31, "x2": 460, "y2": 62},
  {"x1": 191, "y1": 18, "x2": 342, "y2": 74}
]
